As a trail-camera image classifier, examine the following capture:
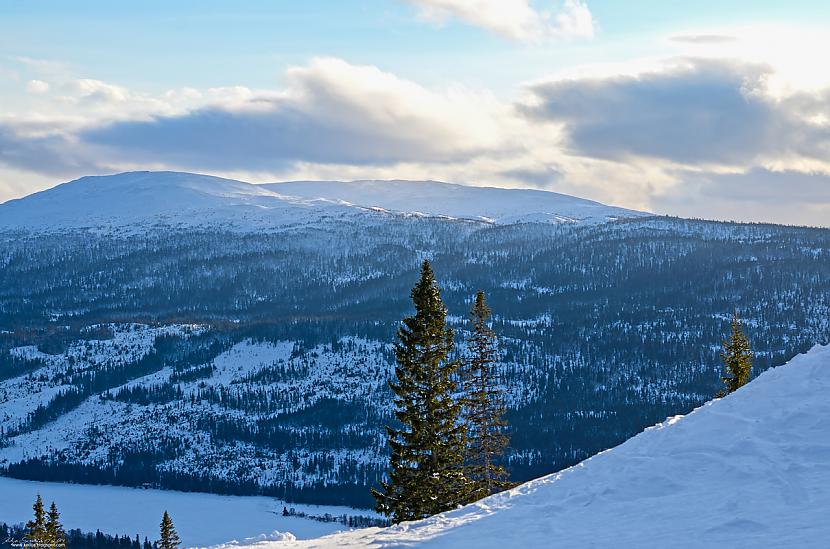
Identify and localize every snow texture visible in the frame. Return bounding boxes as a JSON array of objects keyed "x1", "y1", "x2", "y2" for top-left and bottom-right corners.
[{"x1": 267, "y1": 344, "x2": 830, "y2": 548}]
